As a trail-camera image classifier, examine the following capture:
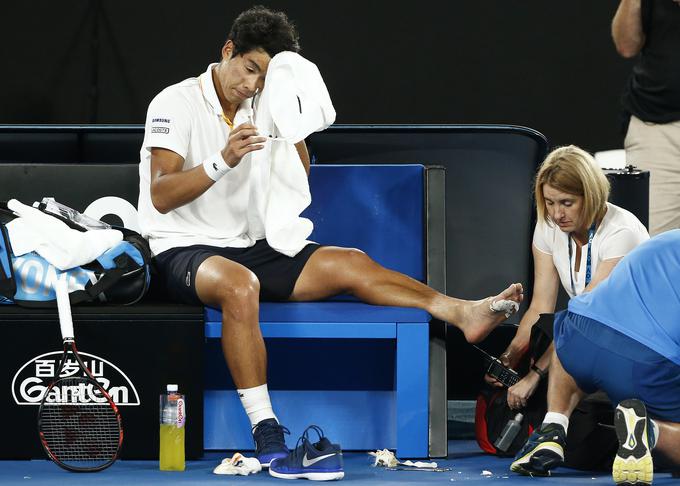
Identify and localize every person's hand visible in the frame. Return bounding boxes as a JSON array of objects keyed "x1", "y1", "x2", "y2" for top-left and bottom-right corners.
[
  {"x1": 483, "y1": 351, "x2": 517, "y2": 387},
  {"x1": 506, "y1": 373, "x2": 540, "y2": 410},
  {"x1": 221, "y1": 123, "x2": 267, "y2": 168},
  {"x1": 500, "y1": 350, "x2": 523, "y2": 370},
  {"x1": 484, "y1": 373, "x2": 504, "y2": 388}
]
